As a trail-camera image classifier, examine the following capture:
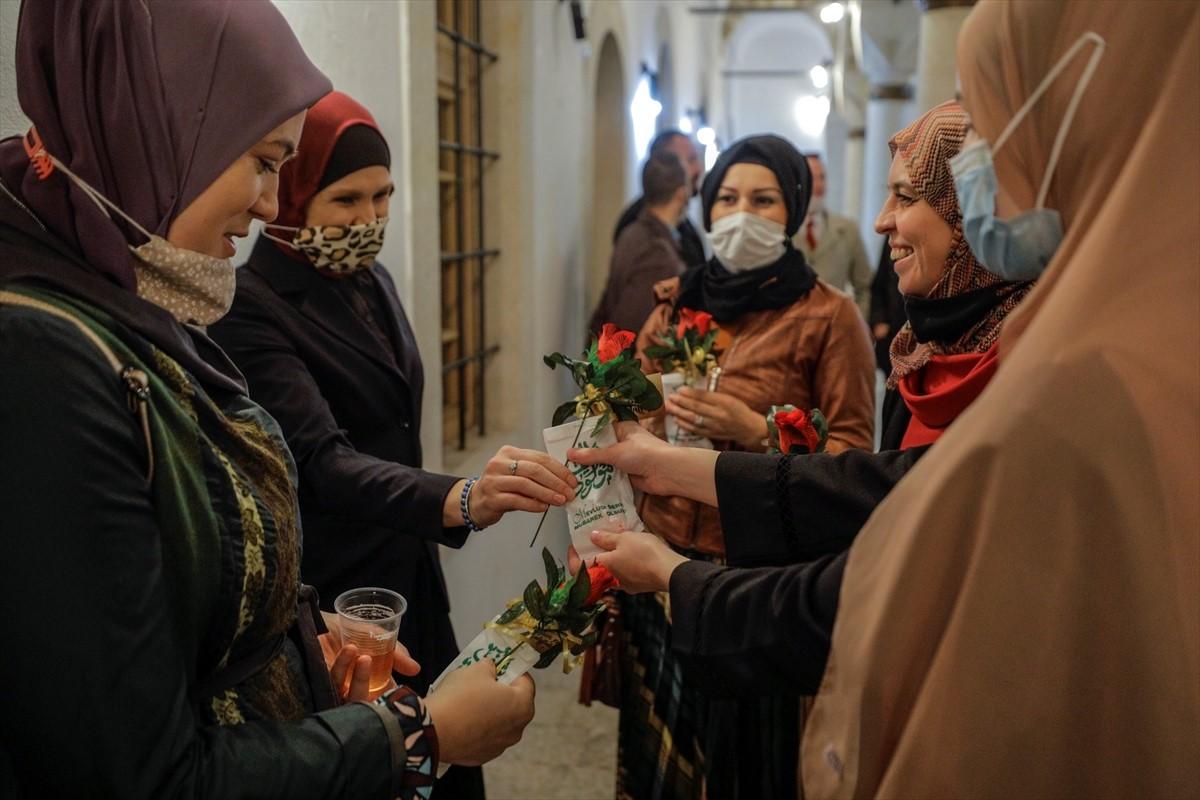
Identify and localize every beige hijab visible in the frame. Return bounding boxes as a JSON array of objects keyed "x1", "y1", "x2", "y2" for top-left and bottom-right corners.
[{"x1": 802, "y1": 2, "x2": 1200, "y2": 798}]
